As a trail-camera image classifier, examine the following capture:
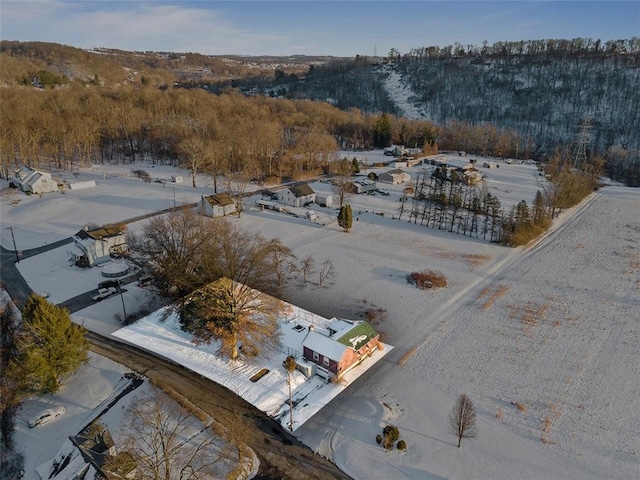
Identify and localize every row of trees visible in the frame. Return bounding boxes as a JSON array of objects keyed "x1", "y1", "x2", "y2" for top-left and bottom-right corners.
[
  {"x1": 400, "y1": 37, "x2": 640, "y2": 60},
  {"x1": 404, "y1": 154, "x2": 599, "y2": 245}
]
